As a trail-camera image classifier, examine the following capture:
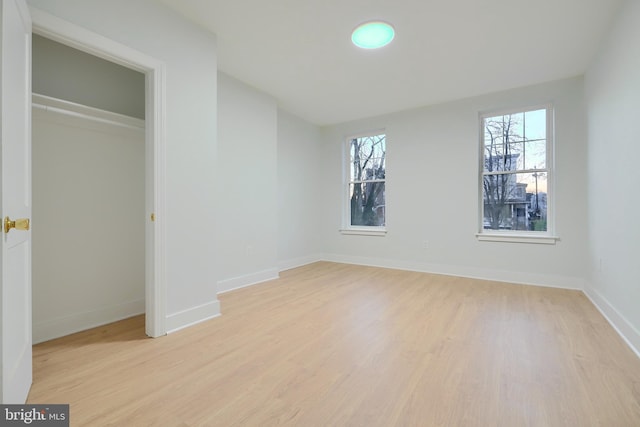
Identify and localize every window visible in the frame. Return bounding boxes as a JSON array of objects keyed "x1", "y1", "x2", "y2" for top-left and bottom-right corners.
[
  {"x1": 342, "y1": 133, "x2": 386, "y2": 235},
  {"x1": 478, "y1": 106, "x2": 556, "y2": 243}
]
